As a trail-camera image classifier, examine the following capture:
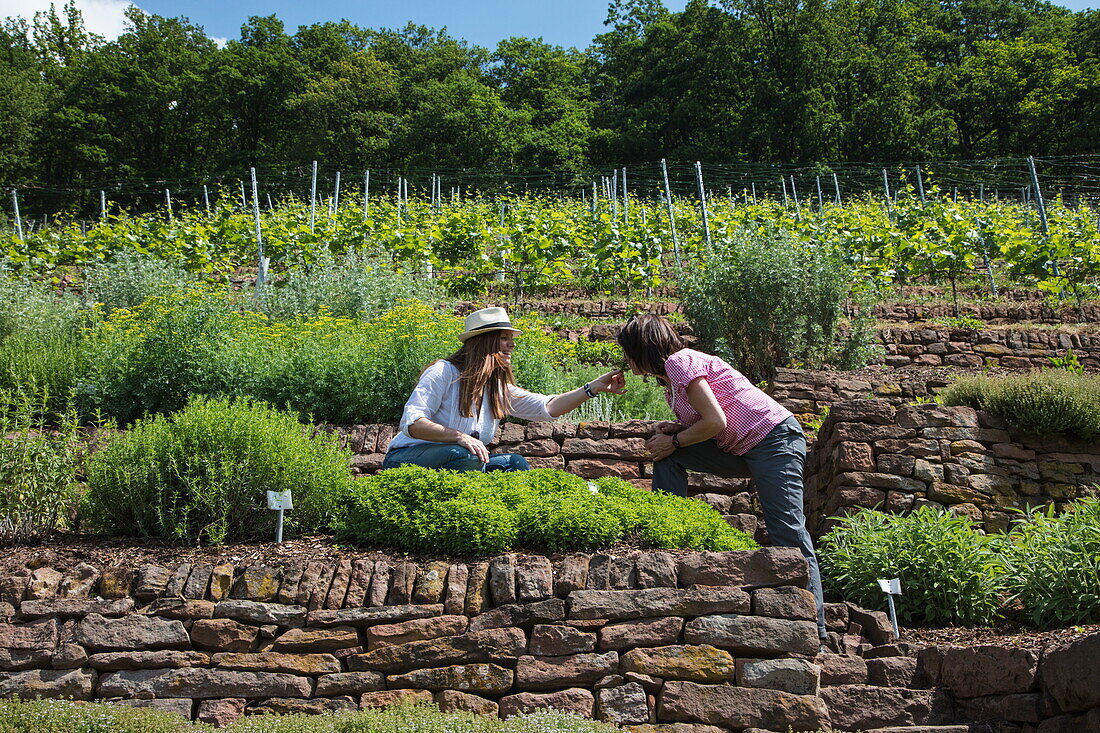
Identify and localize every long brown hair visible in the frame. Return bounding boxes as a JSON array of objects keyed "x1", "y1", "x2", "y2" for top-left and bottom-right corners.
[
  {"x1": 617, "y1": 314, "x2": 684, "y2": 380},
  {"x1": 444, "y1": 330, "x2": 515, "y2": 419}
]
